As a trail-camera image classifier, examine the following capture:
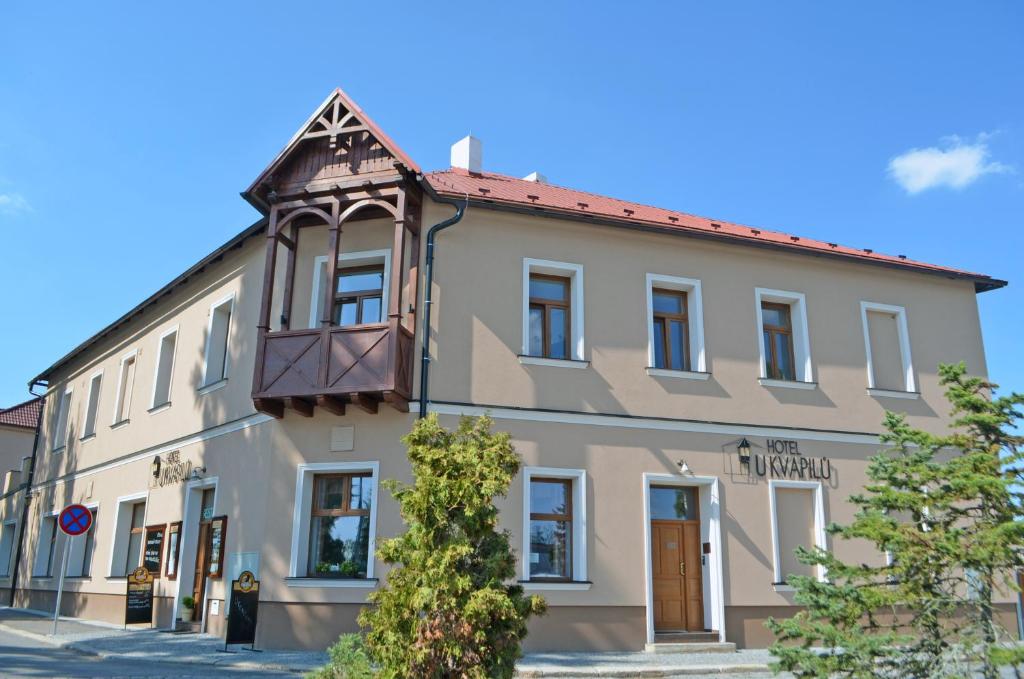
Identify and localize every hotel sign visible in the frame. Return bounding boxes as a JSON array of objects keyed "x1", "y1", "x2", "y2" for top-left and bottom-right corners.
[
  {"x1": 151, "y1": 451, "x2": 193, "y2": 488},
  {"x1": 750, "y1": 438, "x2": 832, "y2": 480}
]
